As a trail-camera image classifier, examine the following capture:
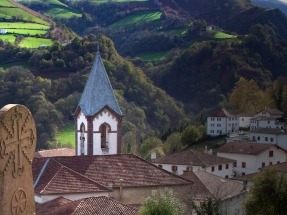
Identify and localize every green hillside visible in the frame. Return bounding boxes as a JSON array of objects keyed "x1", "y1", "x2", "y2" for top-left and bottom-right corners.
[
  {"x1": 108, "y1": 11, "x2": 162, "y2": 29},
  {"x1": 18, "y1": 0, "x2": 82, "y2": 19},
  {"x1": 0, "y1": 0, "x2": 53, "y2": 48}
]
